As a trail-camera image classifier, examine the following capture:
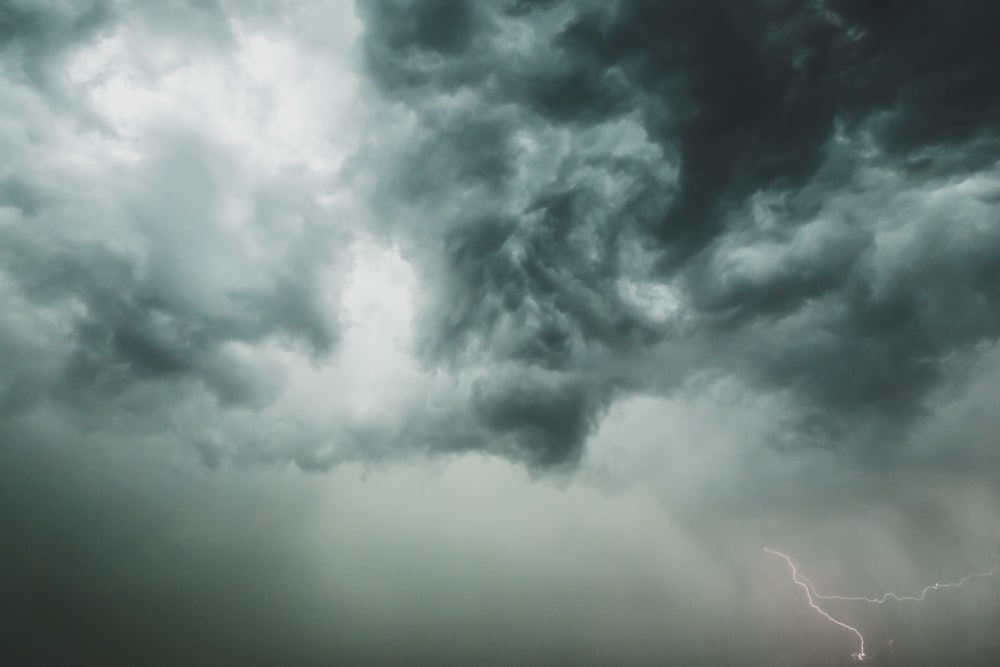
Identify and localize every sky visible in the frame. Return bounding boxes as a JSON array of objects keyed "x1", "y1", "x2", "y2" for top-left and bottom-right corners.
[{"x1": 1, "y1": 1, "x2": 999, "y2": 665}]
